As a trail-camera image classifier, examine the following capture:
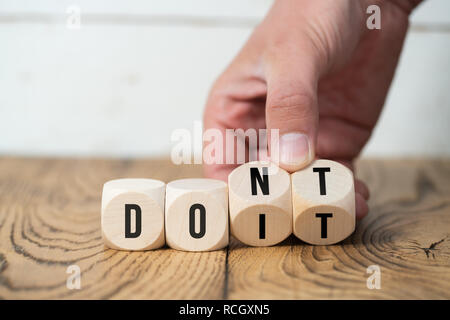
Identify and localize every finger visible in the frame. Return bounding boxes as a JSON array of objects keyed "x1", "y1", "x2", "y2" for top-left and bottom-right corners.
[
  {"x1": 355, "y1": 178, "x2": 370, "y2": 200},
  {"x1": 204, "y1": 163, "x2": 235, "y2": 182},
  {"x1": 203, "y1": 76, "x2": 267, "y2": 181},
  {"x1": 355, "y1": 192, "x2": 369, "y2": 220},
  {"x1": 264, "y1": 38, "x2": 325, "y2": 173},
  {"x1": 202, "y1": 99, "x2": 240, "y2": 181}
]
